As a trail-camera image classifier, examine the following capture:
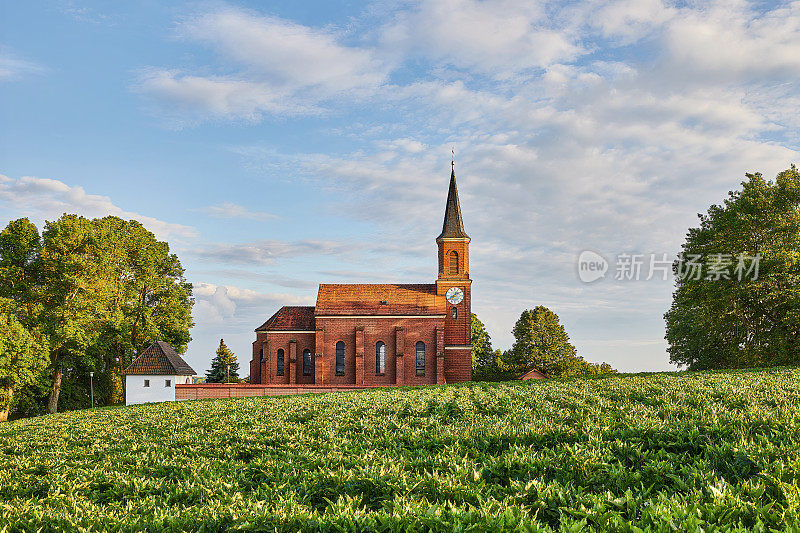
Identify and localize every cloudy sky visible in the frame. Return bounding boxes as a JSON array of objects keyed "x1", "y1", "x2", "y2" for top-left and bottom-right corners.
[{"x1": 2, "y1": 0, "x2": 799, "y2": 374}]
